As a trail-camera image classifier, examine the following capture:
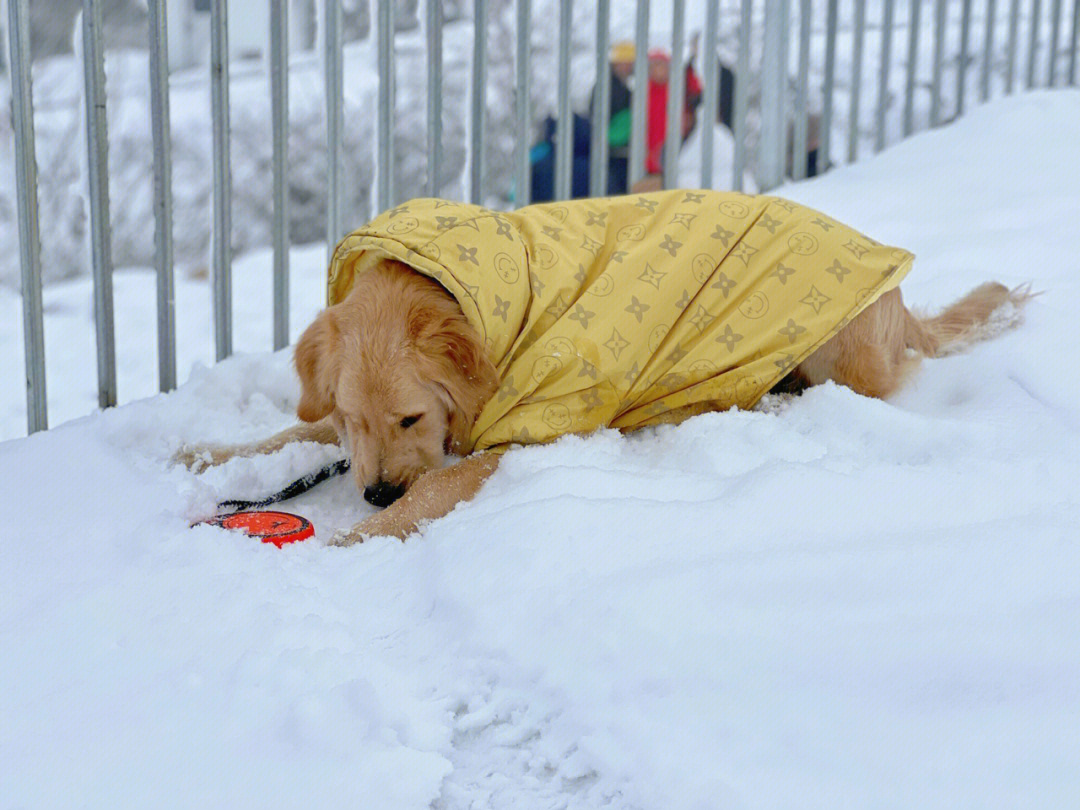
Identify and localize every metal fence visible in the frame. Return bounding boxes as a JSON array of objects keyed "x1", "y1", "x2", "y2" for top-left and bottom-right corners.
[{"x1": 5, "y1": 0, "x2": 1080, "y2": 435}]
